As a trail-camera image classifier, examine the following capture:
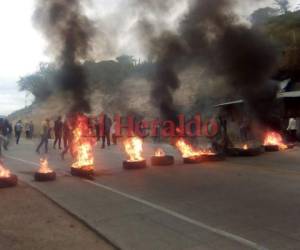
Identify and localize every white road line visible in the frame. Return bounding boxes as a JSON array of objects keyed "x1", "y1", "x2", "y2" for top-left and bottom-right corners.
[
  {"x1": 6, "y1": 155, "x2": 40, "y2": 166},
  {"x1": 6, "y1": 155, "x2": 268, "y2": 250},
  {"x1": 86, "y1": 180, "x2": 268, "y2": 250}
]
